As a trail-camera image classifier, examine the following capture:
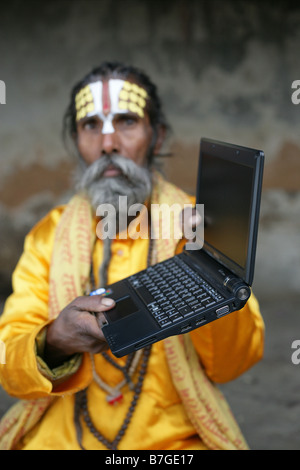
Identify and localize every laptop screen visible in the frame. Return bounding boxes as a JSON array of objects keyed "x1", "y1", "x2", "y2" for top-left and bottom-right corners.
[{"x1": 197, "y1": 139, "x2": 264, "y2": 284}]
